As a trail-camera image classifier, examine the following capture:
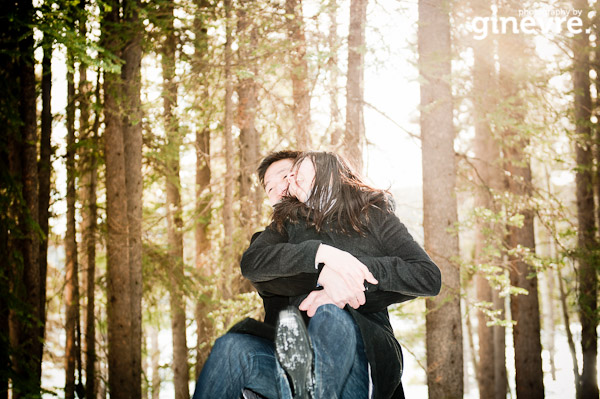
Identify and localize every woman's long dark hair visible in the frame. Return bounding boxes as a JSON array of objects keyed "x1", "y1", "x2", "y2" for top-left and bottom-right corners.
[{"x1": 272, "y1": 151, "x2": 392, "y2": 235}]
